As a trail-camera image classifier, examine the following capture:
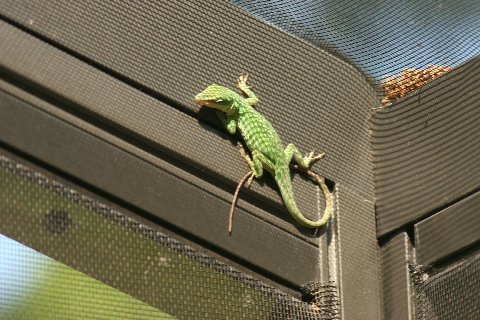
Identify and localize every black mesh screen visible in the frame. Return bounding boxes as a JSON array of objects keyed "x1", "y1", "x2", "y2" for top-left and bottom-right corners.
[
  {"x1": 0, "y1": 153, "x2": 339, "y2": 319},
  {"x1": 232, "y1": 0, "x2": 480, "y2": 106},
  {"x1": 413, "y1": 253, "x2": 480, "y2": 320},
  {"x1": 232, "y1": 0, "x2": 479, "y2": 80},
  {"x1": 0, "y1": 234, "x2": 173, "y2": 319}
]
